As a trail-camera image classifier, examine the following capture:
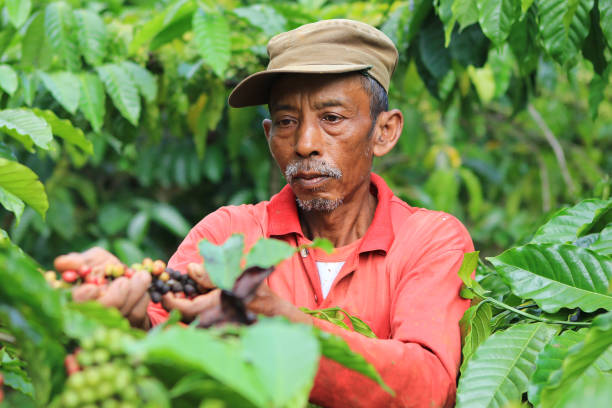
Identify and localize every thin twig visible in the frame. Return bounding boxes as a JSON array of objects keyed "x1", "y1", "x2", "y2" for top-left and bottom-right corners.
[
  {"x1": 538, "y1": 156, "x2": 551, "y2": 212},
  {"x1": 0, "y1": 332, "x2": 16, "y2": 343},
  {"x1": 527, "y1": 104, "x2": 576, "y2": 195},
  {"x1": 484, "y1": 297, "x2": 590, "y2": 327}
]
